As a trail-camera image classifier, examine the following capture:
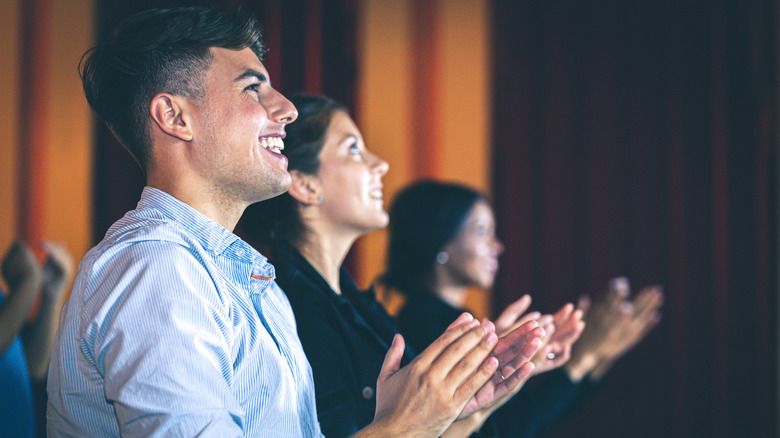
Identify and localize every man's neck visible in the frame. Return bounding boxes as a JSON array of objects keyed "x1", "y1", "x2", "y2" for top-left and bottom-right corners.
[{"x1": 146, "y1": 178, "x2": 246, "y2": 231}]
